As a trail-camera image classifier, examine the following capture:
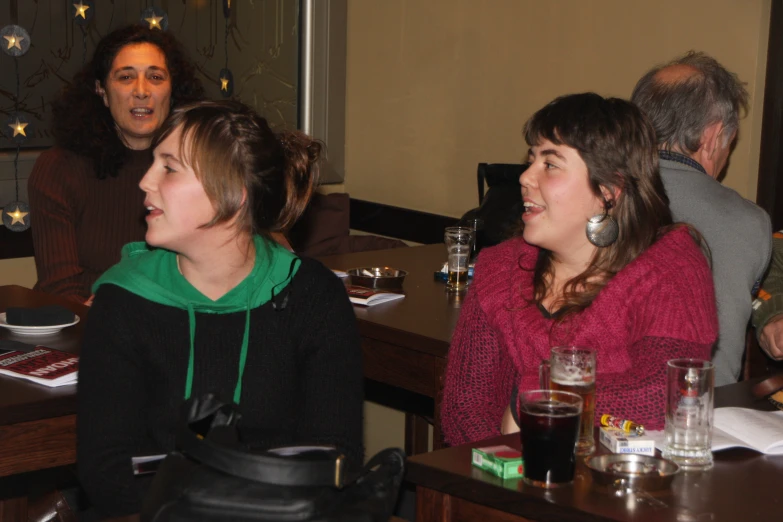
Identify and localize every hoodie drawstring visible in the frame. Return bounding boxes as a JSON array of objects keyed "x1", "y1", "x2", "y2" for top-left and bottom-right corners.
[
  {"x1": 183, "y1": 293, "x2": 252, "y2": 405},
  {"x1": 232, "y1": 286, "x2": 252, "y2": 404},
  {"x1": 181, "y1": 251, "x2": 299, "y2": 405},
  {"x1": 184, "y1": 303, "x2": 197, "y2": 401}
]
